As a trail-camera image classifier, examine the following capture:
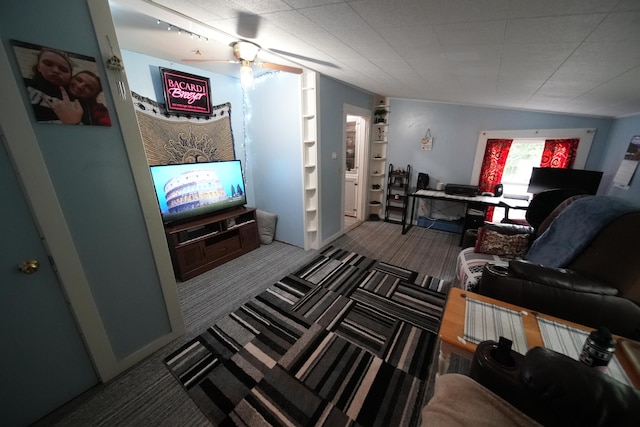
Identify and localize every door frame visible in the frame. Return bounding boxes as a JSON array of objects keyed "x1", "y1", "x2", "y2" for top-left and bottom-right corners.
[
  {"x1": 0, "y1": 41, "x2": 116, "y2": 380},
  {"x1": 342, "y1": 104, "x2": 371, "y2": 229},
  {"x1": 0, "y1": 0, "x2": 186, "y2": 382}
]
